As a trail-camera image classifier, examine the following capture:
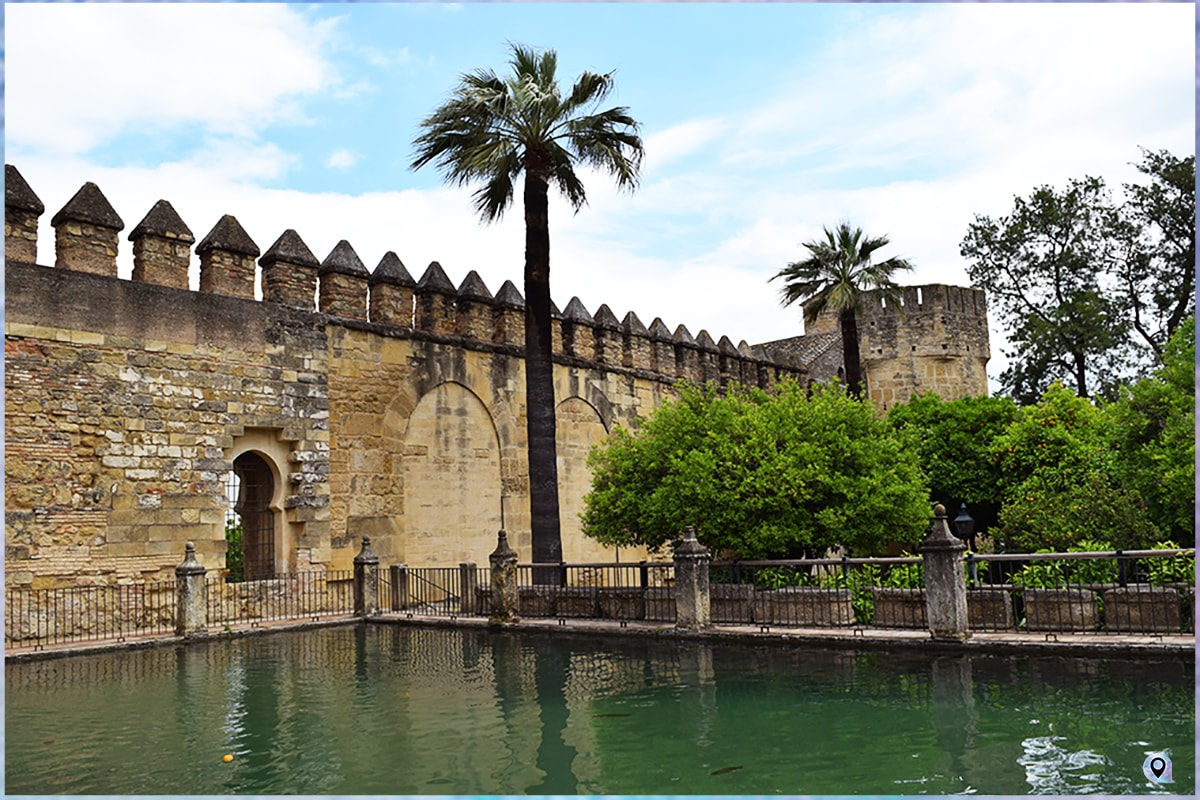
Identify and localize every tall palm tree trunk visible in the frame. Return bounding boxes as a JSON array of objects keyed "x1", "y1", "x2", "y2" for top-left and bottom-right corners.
[
  {"x1": 839, "y1": 307, "x2": 865, "y2": 397},
  {"x1": 523, "y1": 159, "x2": 564, "y2": 580}
]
